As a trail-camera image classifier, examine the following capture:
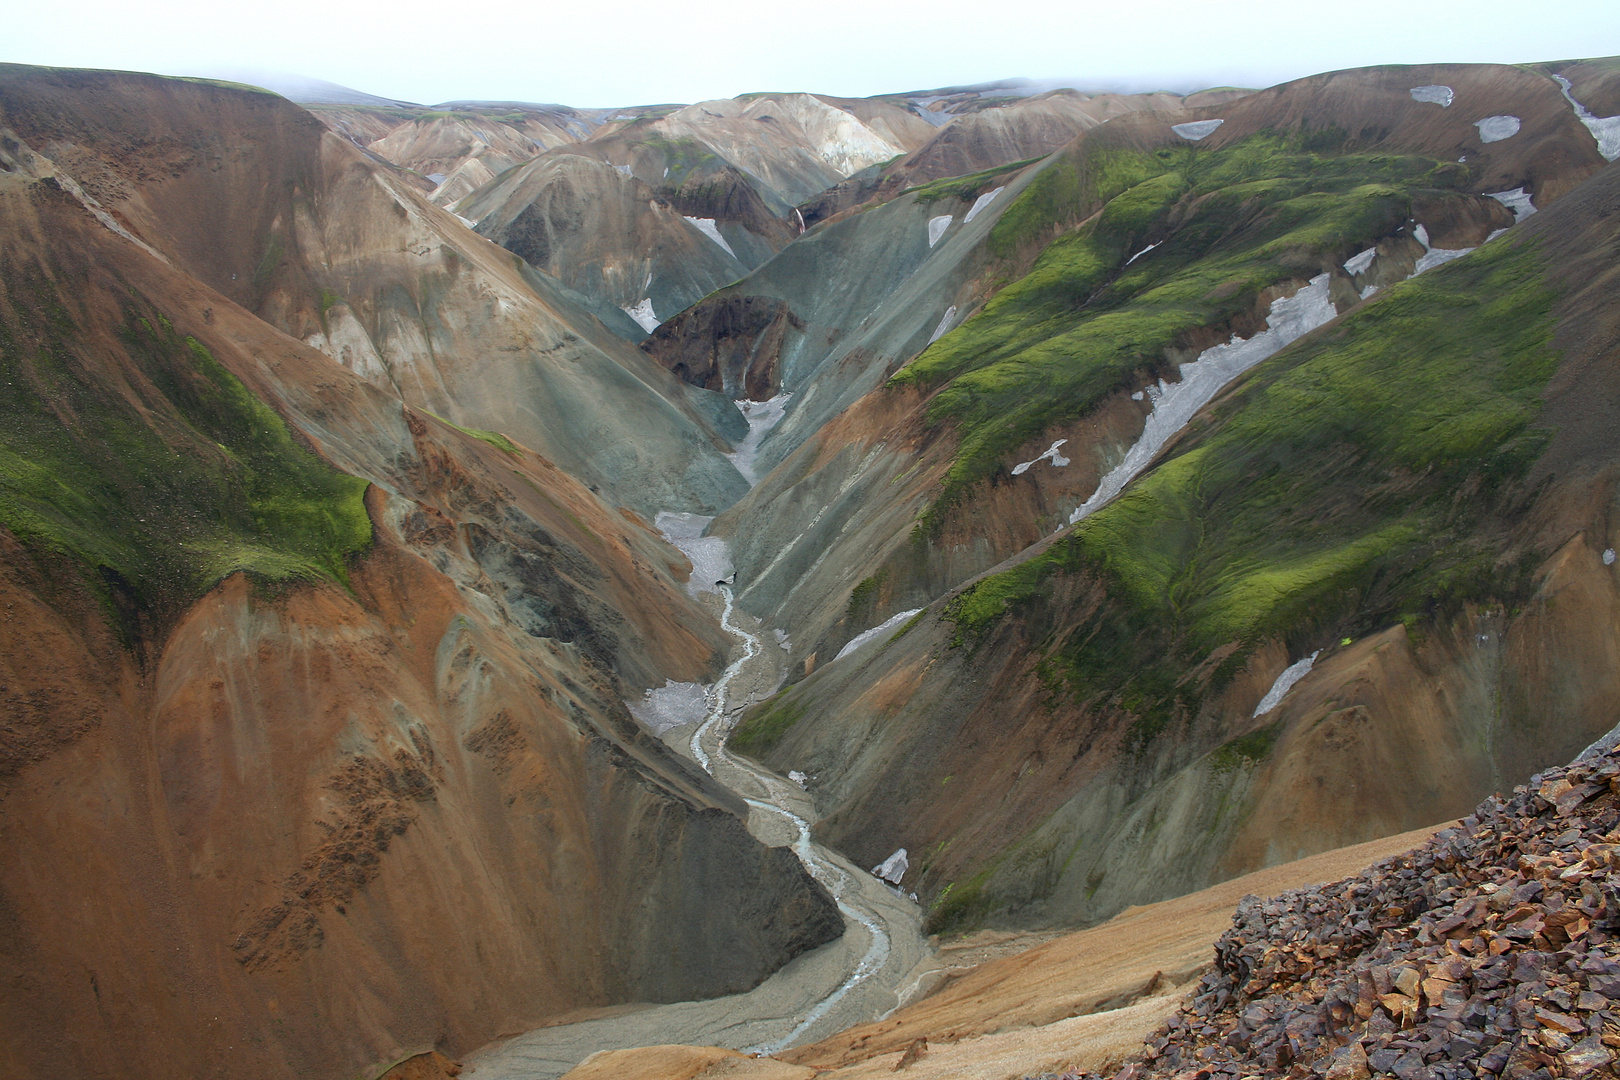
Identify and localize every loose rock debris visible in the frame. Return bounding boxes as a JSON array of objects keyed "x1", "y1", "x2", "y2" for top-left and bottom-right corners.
[{"x1": 1041, "y1": 748, "x2": 1620, "y2": 1079}]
